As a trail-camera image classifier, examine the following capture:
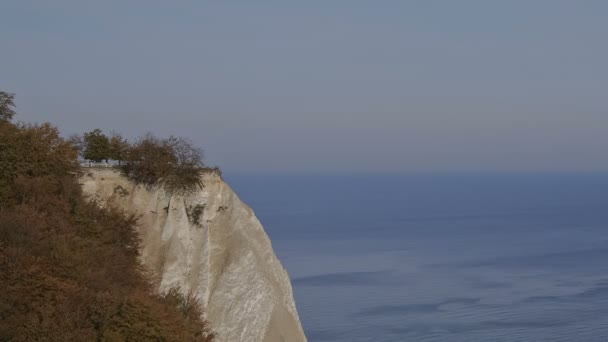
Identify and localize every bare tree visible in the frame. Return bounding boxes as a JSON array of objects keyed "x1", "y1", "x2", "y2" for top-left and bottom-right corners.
[
  {"x1": 167, "y1": 136, "x2": 204, "y2": 167},
  {"x1": 121, "y1": 134, "x2": 205, "y2": 193},
  {"x1": 68, "y1": 134, "x2": 84, "y2": 155}
]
